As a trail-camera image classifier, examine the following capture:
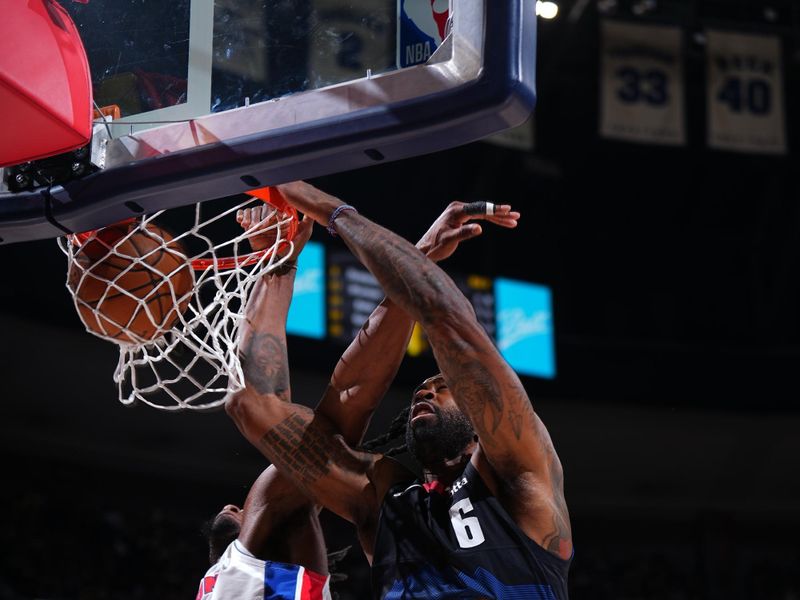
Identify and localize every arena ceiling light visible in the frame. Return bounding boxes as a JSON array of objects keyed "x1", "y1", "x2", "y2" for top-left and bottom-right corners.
[{"x1": 536, "y1": 1, "x2": 560, "y2": 19}]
